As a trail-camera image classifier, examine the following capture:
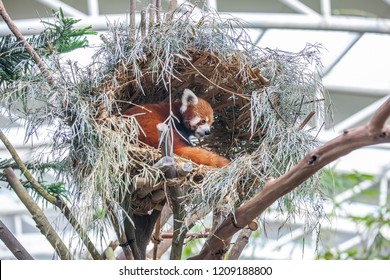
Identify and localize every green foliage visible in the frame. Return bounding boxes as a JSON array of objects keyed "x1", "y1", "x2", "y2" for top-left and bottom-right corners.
[
  {"x1": 318, "y1": 170, "x2": 389, "y2": 259},
  {"x1": 41, "y1": 8, "x2": 96, "y2": 54},
  {"x1": 0, "y1": 34, "x2": 43, "y2": 87},
  {"x1": 0, "y1": 8, "x2": 96, "y2": 88},
  {"x1": 319, "y1": 207, "x2": 390, "y2": 259},
  {"x1": 0, "y1": 158, "x2": 69, "y2": 202},
  {"x1": 320, "y1": 168, "x2": 375, "y2": 194}
]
